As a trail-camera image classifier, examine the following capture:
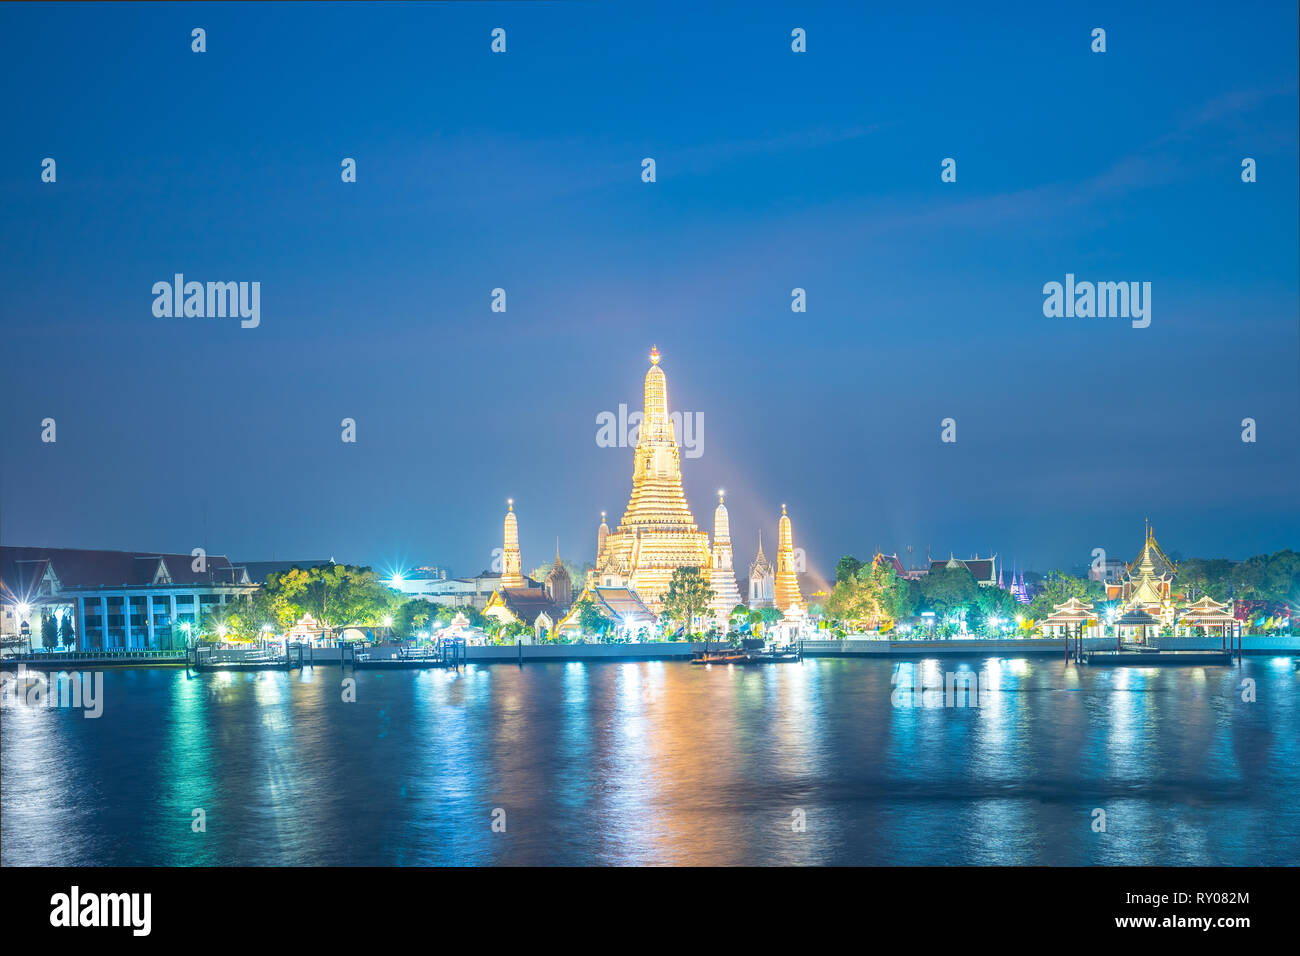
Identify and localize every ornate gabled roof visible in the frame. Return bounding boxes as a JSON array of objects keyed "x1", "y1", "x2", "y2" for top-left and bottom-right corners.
[
  {"x1": 1127, "y1": 523, "x2": 1176, "y2": 579},
  {"x1": 749, "y1": 529, "x2": 773, "y2": 577},
  {"x1": 1178, "y1": 595, "x2": 1235, "y2": 623},
  {"x1": 1117, "y1": 608, "x2": 1159, "y2": 626},
  {"x1": 1041, "y1": 596, "x2": 1094, "y2": 625},
  {"x1": 556, "y1": 585, "x2": 656, "y2": 632},
  {"x1": 873, "y1": 552, "x2": 907, "y2": 576},
  {"x1": 485, "y1": 587, "x2": 564, "y2": 624},
  {"x1": 545, "y1": 540, "x2": 570, "y2": 585}
]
